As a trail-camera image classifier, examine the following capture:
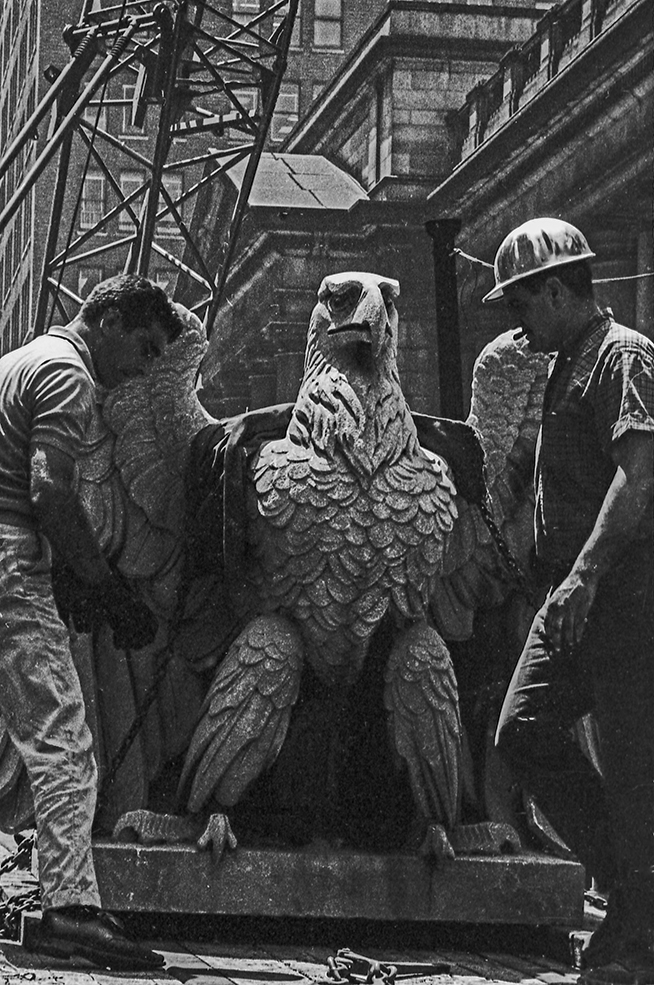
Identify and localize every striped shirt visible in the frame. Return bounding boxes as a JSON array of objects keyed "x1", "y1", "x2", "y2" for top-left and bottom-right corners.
[{"x1": 535, "y1": 309, "x2": 654, "y2": 566}]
